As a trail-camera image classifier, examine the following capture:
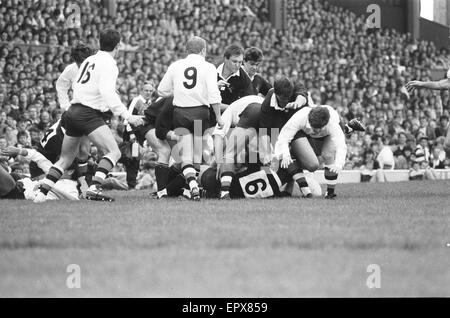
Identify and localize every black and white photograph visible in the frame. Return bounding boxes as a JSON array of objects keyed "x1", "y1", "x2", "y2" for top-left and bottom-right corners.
[{"x1": 0, "y1": 0, "x2": 450, "y2": 302}]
